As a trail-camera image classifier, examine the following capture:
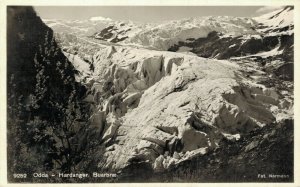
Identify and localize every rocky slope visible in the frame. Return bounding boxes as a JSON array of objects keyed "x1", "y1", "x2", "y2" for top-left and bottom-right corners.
[
  {"x1": 7, "y1": 6, "x2": 80, "y2": 117},
  {"x1": 38, "y1": 6, "x2": 294, "y2": 182},
  {"x1": 7, "y1": 7, "x2": 90, "y2": 182}
]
